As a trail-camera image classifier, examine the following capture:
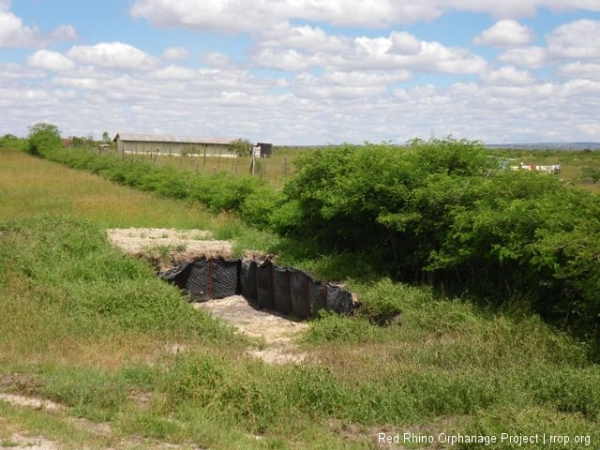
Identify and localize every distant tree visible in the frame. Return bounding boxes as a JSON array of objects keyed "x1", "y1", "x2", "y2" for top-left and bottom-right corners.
[
  {"x1": 70, "y1": 136, "x2": 87, "y2": 147},
  {"x1": 102, "y1": 131, "x2": 111, "y2": 143},
  {"x1": 86, "y1": 133, "x2": 95, "y2": 149},
  {"x1": 0, "y1": 133, "x2": 22, "y2": 150},
  {"x1": 26, "y1": 123, "x2": 62, "y2": 156},
  {"x1": 229, "y1": 138, "x2": 253, "y2": 157}
]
